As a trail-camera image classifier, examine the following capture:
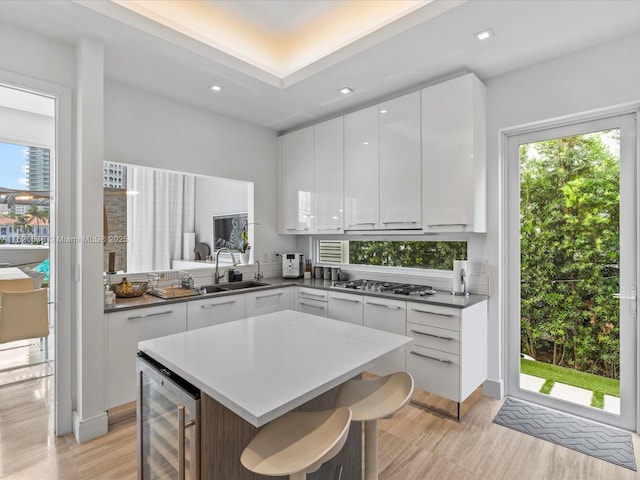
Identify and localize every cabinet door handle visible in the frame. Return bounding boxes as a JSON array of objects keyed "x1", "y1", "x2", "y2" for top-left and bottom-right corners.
[
  {"x1": 300, "y1": 302, "x2": 326, "y2": 310},
  {"x1": 201, "y1": 300, "x2": 236, "y2": 309},
  {"x1": 349, "y1": 222, "x2": 376, "y2": 226},
  {"x1": 318, "y1": 227, "x2": 342, "y2": 231},
  {"x1": 410, "y1": 329, "x2": 454, "y2": 341},
  {"x1": 256, "y1": 292, "x2": 284, "y2": 299},
  {"x1": 127, "y1": 310, "x2": 173, "y2": 320},
  {"x1": 300, "y1": 292, "x2": 327, "y2": 299},
  {"x1": 426, "y1": 223, "x2": 467, "y2": 227},
  {"x1": 286, "y1": 228, "x2": 309, "y2": 231},
  {"x1": 367, "y1": 301, "x2": 402, "y2": 310},
  {"x1": 410, "y1": 350, "x2": 453, "y2": 364},
  {"x1": 330, "y1": 296, "x2": 361, "y2": 303},
  {"x1": 177, "y1": 405, "x2": 197, "y2": 480},
  {"x1": 382, "y1": 221, "x2": 418, "y2": 225},
  {"x1": 410, "y1": 308, "x2": 454, "y2": 318}
]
